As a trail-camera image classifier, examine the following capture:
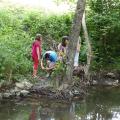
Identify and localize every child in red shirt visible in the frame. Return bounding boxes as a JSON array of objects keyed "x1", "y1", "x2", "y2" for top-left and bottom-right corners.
[{"x1": 31, "y1": 34, "x2": 42, "y2": 78}]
